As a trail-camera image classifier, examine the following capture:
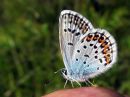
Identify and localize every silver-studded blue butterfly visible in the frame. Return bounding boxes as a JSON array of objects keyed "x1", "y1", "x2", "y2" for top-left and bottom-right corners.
[{"x1": 59, "y1": 10, "x2": 117, "y2": 87}]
